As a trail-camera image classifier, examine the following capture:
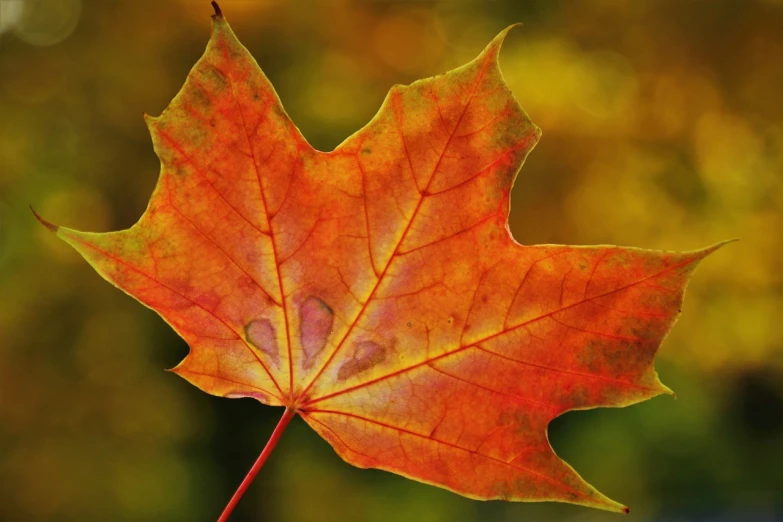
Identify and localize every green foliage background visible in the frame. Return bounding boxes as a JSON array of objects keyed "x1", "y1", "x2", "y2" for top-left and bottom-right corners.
[{"x1": 1, "y1": 0, "x2": 780, "y2": 520}]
